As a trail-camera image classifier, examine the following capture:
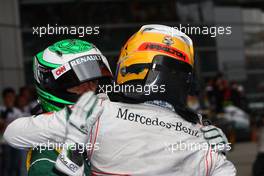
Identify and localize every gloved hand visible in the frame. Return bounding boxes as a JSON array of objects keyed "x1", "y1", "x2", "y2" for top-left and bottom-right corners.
[
  {"x1": 201, "y1": 125, "x2": 230, "y2": 154},
  {"x1": 55, "y1": 92, "x2": 103, "y2": 176}
]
